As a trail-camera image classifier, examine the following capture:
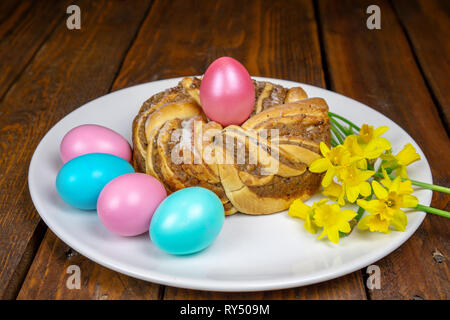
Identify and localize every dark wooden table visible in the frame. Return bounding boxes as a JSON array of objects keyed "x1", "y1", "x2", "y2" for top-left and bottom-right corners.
[{"x1": 0, "y1": 0, "x2": 448, "y2": 300}]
